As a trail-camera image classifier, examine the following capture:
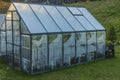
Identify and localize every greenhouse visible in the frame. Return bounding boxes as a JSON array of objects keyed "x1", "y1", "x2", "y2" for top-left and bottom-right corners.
[{"x1": 0, "y1": 2, "x2": 106, "y2": 74}]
